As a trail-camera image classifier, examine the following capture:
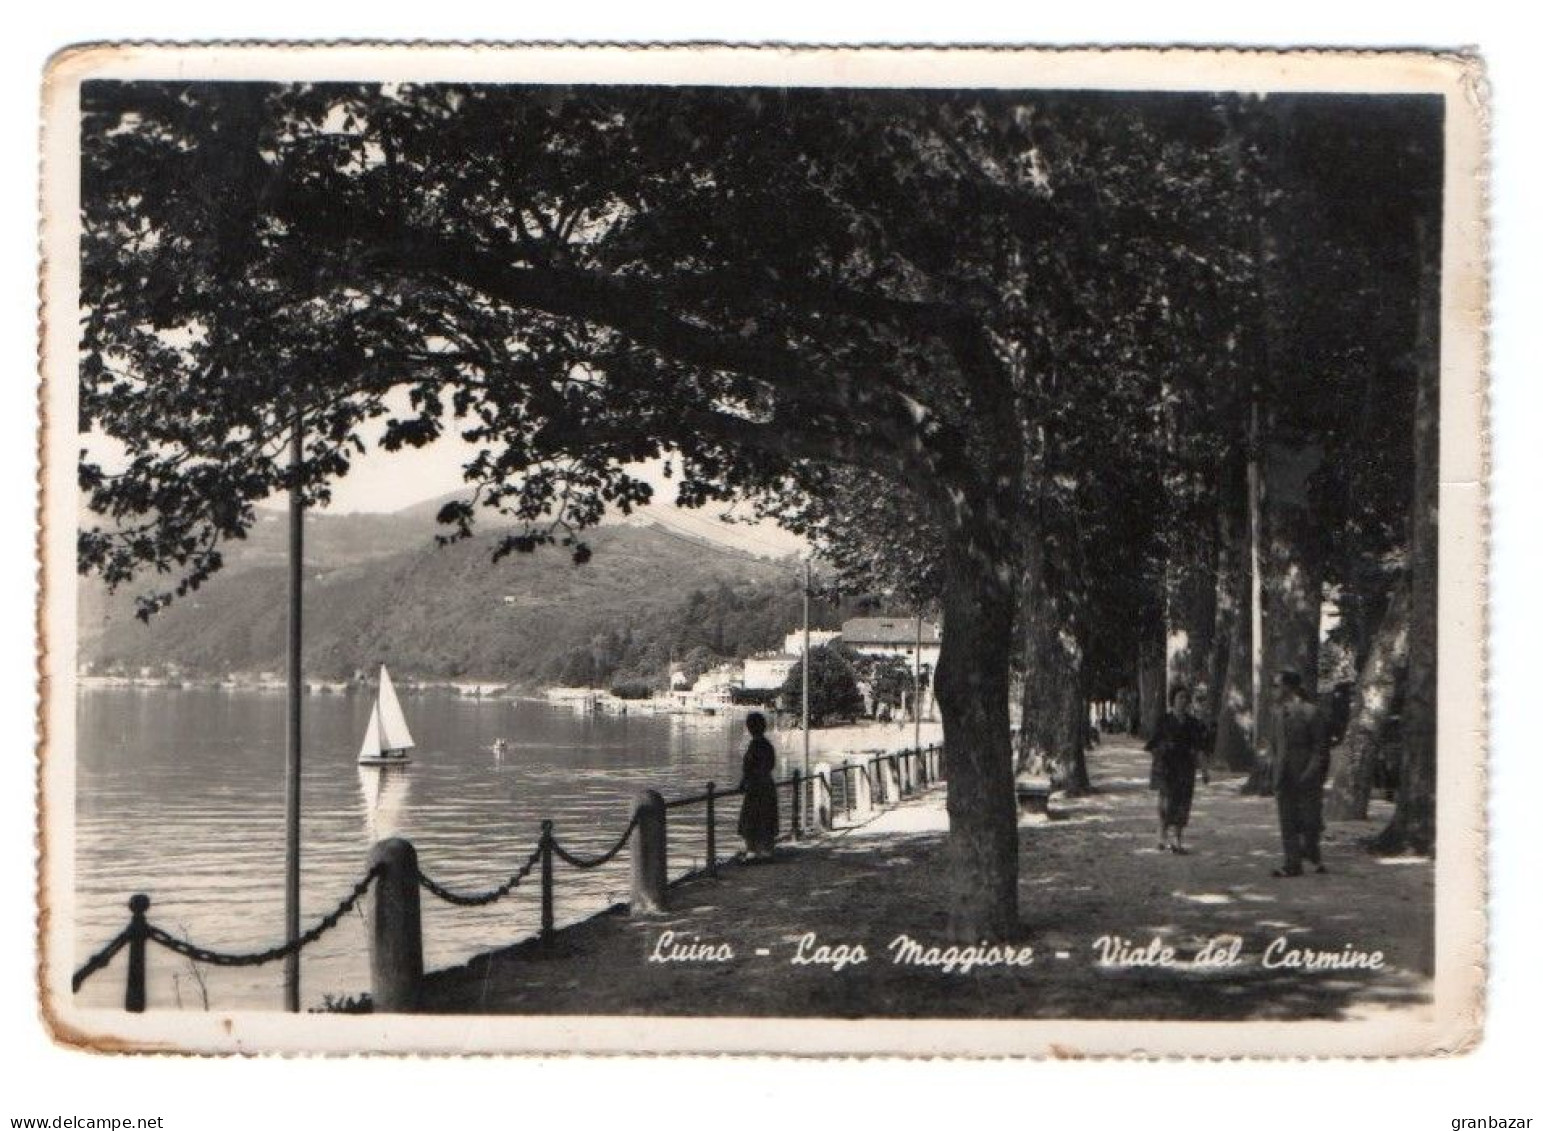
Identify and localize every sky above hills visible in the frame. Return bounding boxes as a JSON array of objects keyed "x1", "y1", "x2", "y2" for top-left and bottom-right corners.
[
  {"x1": 84, "y1": 387, "x2": 809, "y2": 562},
  {"x1": 310, "y1": 439, "x2": 807, "y2": 561}
]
